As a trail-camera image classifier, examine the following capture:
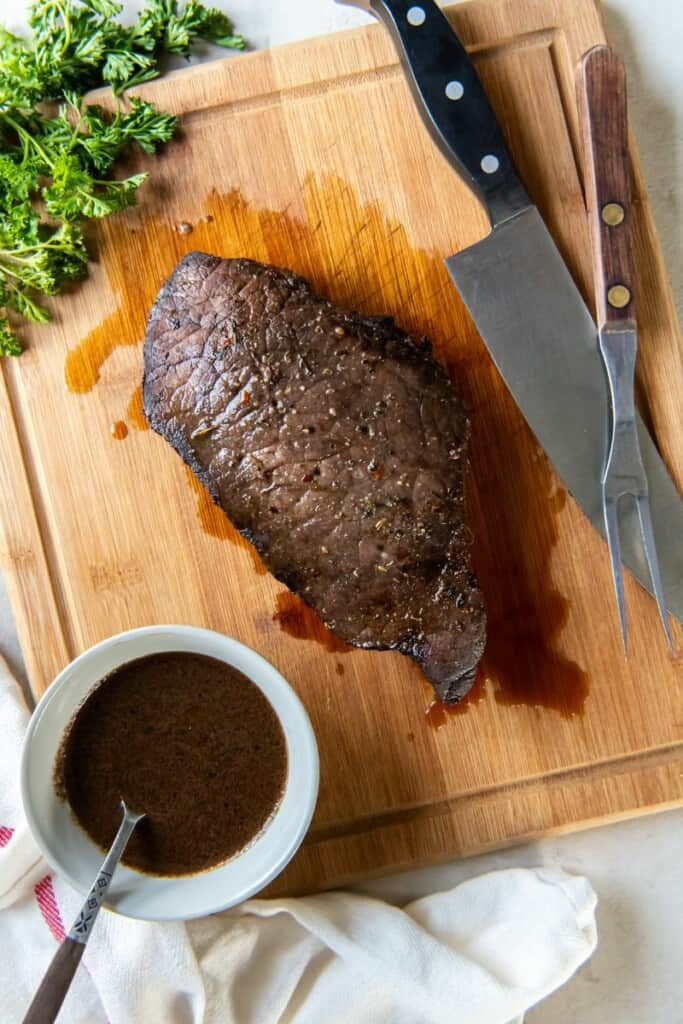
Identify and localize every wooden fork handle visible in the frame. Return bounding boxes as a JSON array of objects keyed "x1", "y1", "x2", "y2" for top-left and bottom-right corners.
[
  {"x1": 23, "y1": 937, "x2": 85, "y2": 1024},
  {"x1": 576, "y1": 44, "x2": 634, "y2": 327}
]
